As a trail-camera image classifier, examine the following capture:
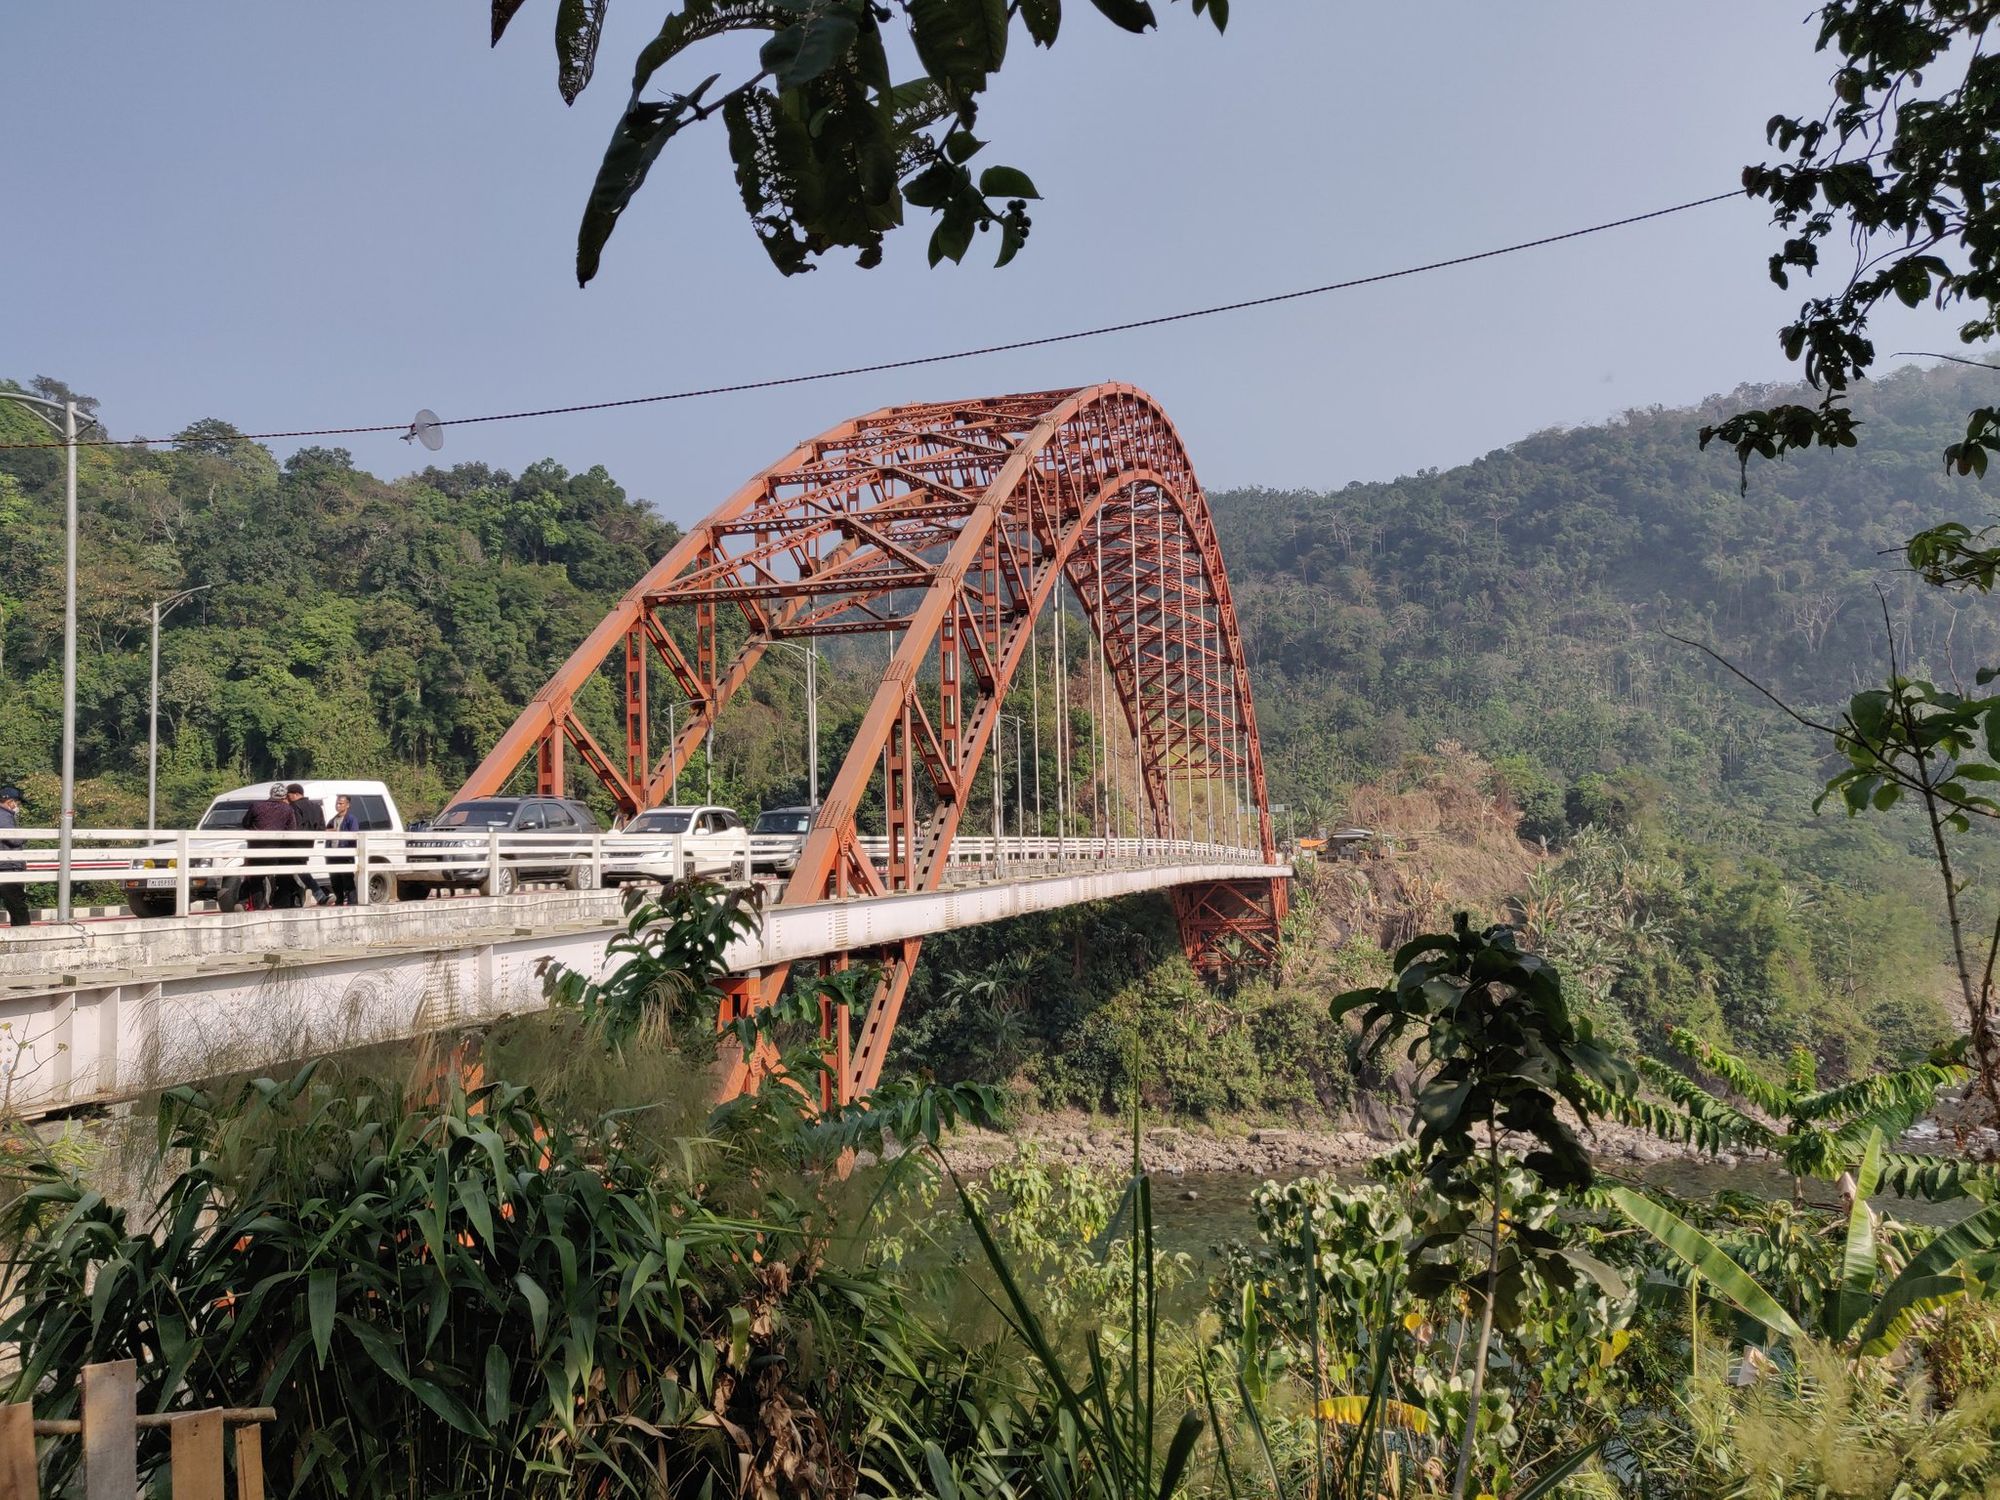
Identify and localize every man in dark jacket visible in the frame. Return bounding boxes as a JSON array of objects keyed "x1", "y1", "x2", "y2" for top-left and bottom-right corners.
[
  {"x1": 284, "y1": 783, "x2": 330, "y2": 906},
  {"x1": 220, "y1": 785, "x2": 297, "y2": 912},
  {"x1": 0, "y1": 785, "x2": 29, "y2": 927}
]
